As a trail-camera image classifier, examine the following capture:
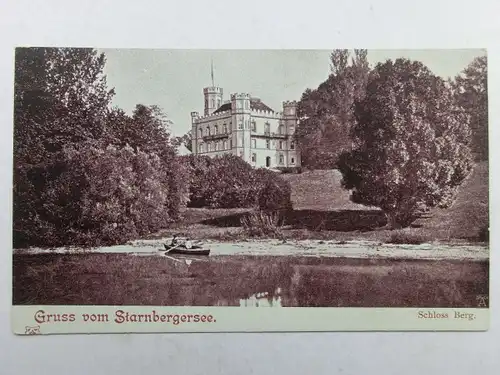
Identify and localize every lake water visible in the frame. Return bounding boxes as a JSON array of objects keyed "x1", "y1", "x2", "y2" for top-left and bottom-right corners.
[{"x1": 13, "y1": 254, "x2": 489, "y2": 308}]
